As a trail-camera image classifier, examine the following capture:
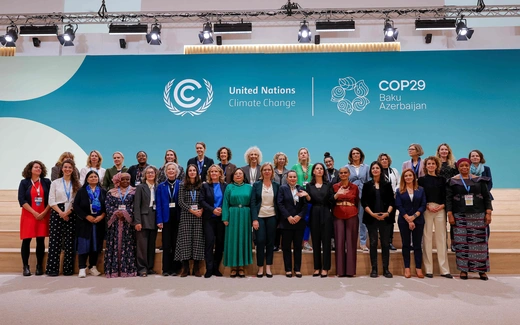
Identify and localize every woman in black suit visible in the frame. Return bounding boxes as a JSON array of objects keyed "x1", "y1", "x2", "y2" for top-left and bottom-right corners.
[
  {"x1": 361, "y1": 161, "x2": 395, "y2": 278},
  {"x1": 277, "y1": 170, "x2": 308, "y2": 278},
  {"x1": 18, "y1": 160, "x2": 52, "y2": 276},
  {"x1": 251, "y1": 162, "x2": 279, "y2": 278},
  {"x1": 304, "y1": 163, "x2": 334, "y2": 277},
  {"x1": 200, "y1": 164, "x2": 227, "y2": 278},
  {"x1": 73, "y1": 170, "x2": 106, "y2": 278},
  {"x1": 187, "y1": 142, "x2": 214, "y2": 179},
  {"x1": 395, "y1": 168, "x2": 427, "y2": 278},
  {"x1": 133, "y1": 165, "x2": 159, "y2": 277}
]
